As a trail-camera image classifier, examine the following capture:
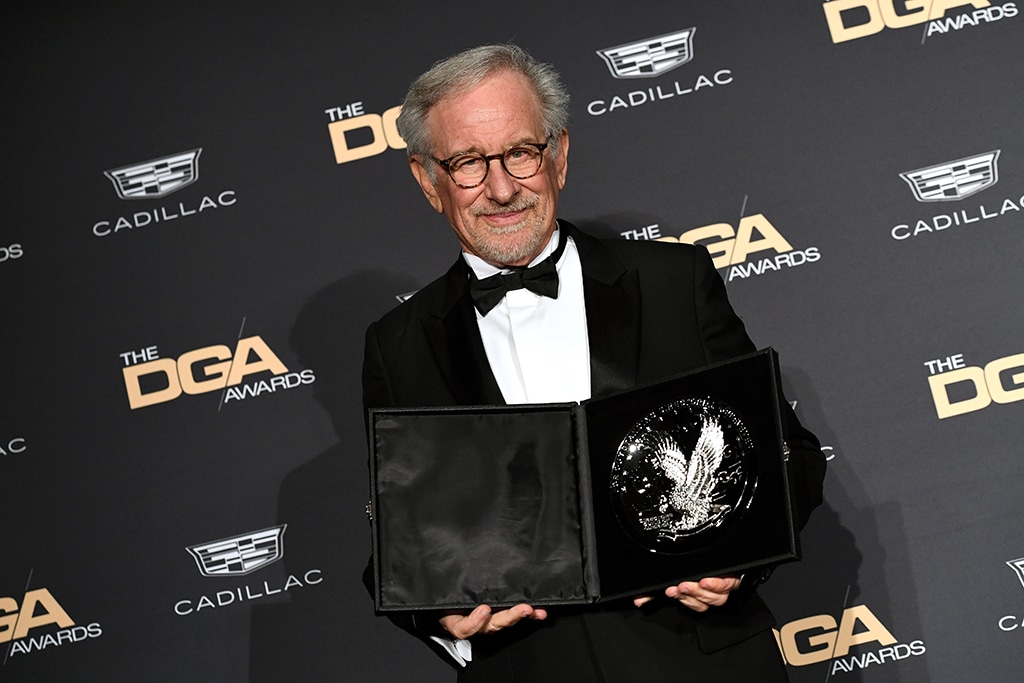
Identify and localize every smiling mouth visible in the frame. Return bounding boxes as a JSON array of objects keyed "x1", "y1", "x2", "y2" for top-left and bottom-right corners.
[
  {"x1": 473, "y1": 197, "x2": 537, "y2": 227},
  {"x1": 483, "y1": 208, "x2": 527, "y2": 224}
]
